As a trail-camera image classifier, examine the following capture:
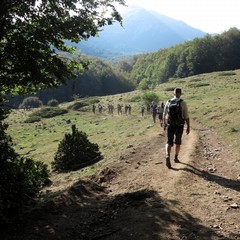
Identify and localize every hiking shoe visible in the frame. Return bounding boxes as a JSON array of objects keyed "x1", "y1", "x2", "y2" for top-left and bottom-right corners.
[
  {"x1": 174, "y1": 157, "x2": 180, "y2": 163},
  {"x1": 166, "y1": 156, "x2": 171, "y2": 169}
]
